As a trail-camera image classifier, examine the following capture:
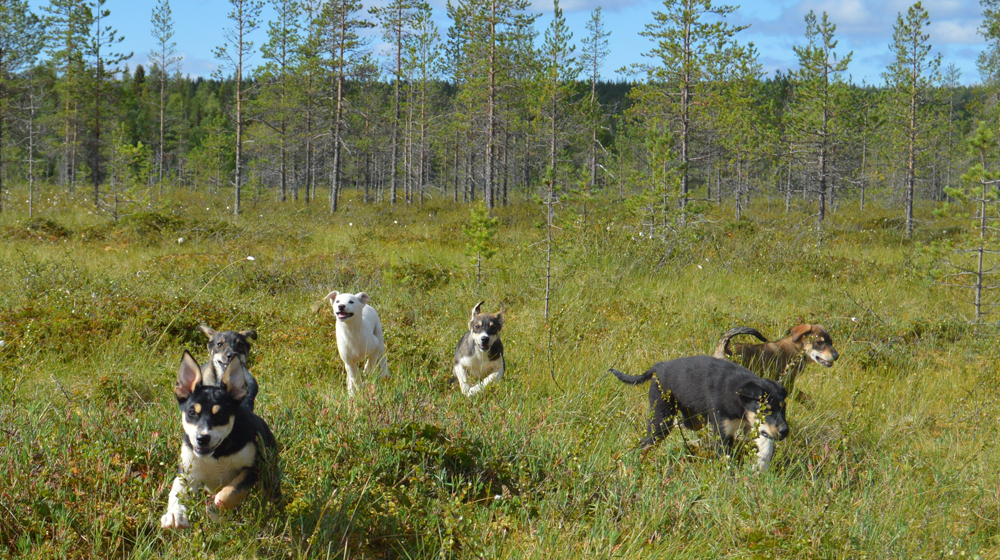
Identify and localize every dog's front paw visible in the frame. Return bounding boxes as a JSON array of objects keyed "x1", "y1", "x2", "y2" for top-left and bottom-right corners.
[{"x1": 160, "y1": 511, "x2": 190, "y2": 530}]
